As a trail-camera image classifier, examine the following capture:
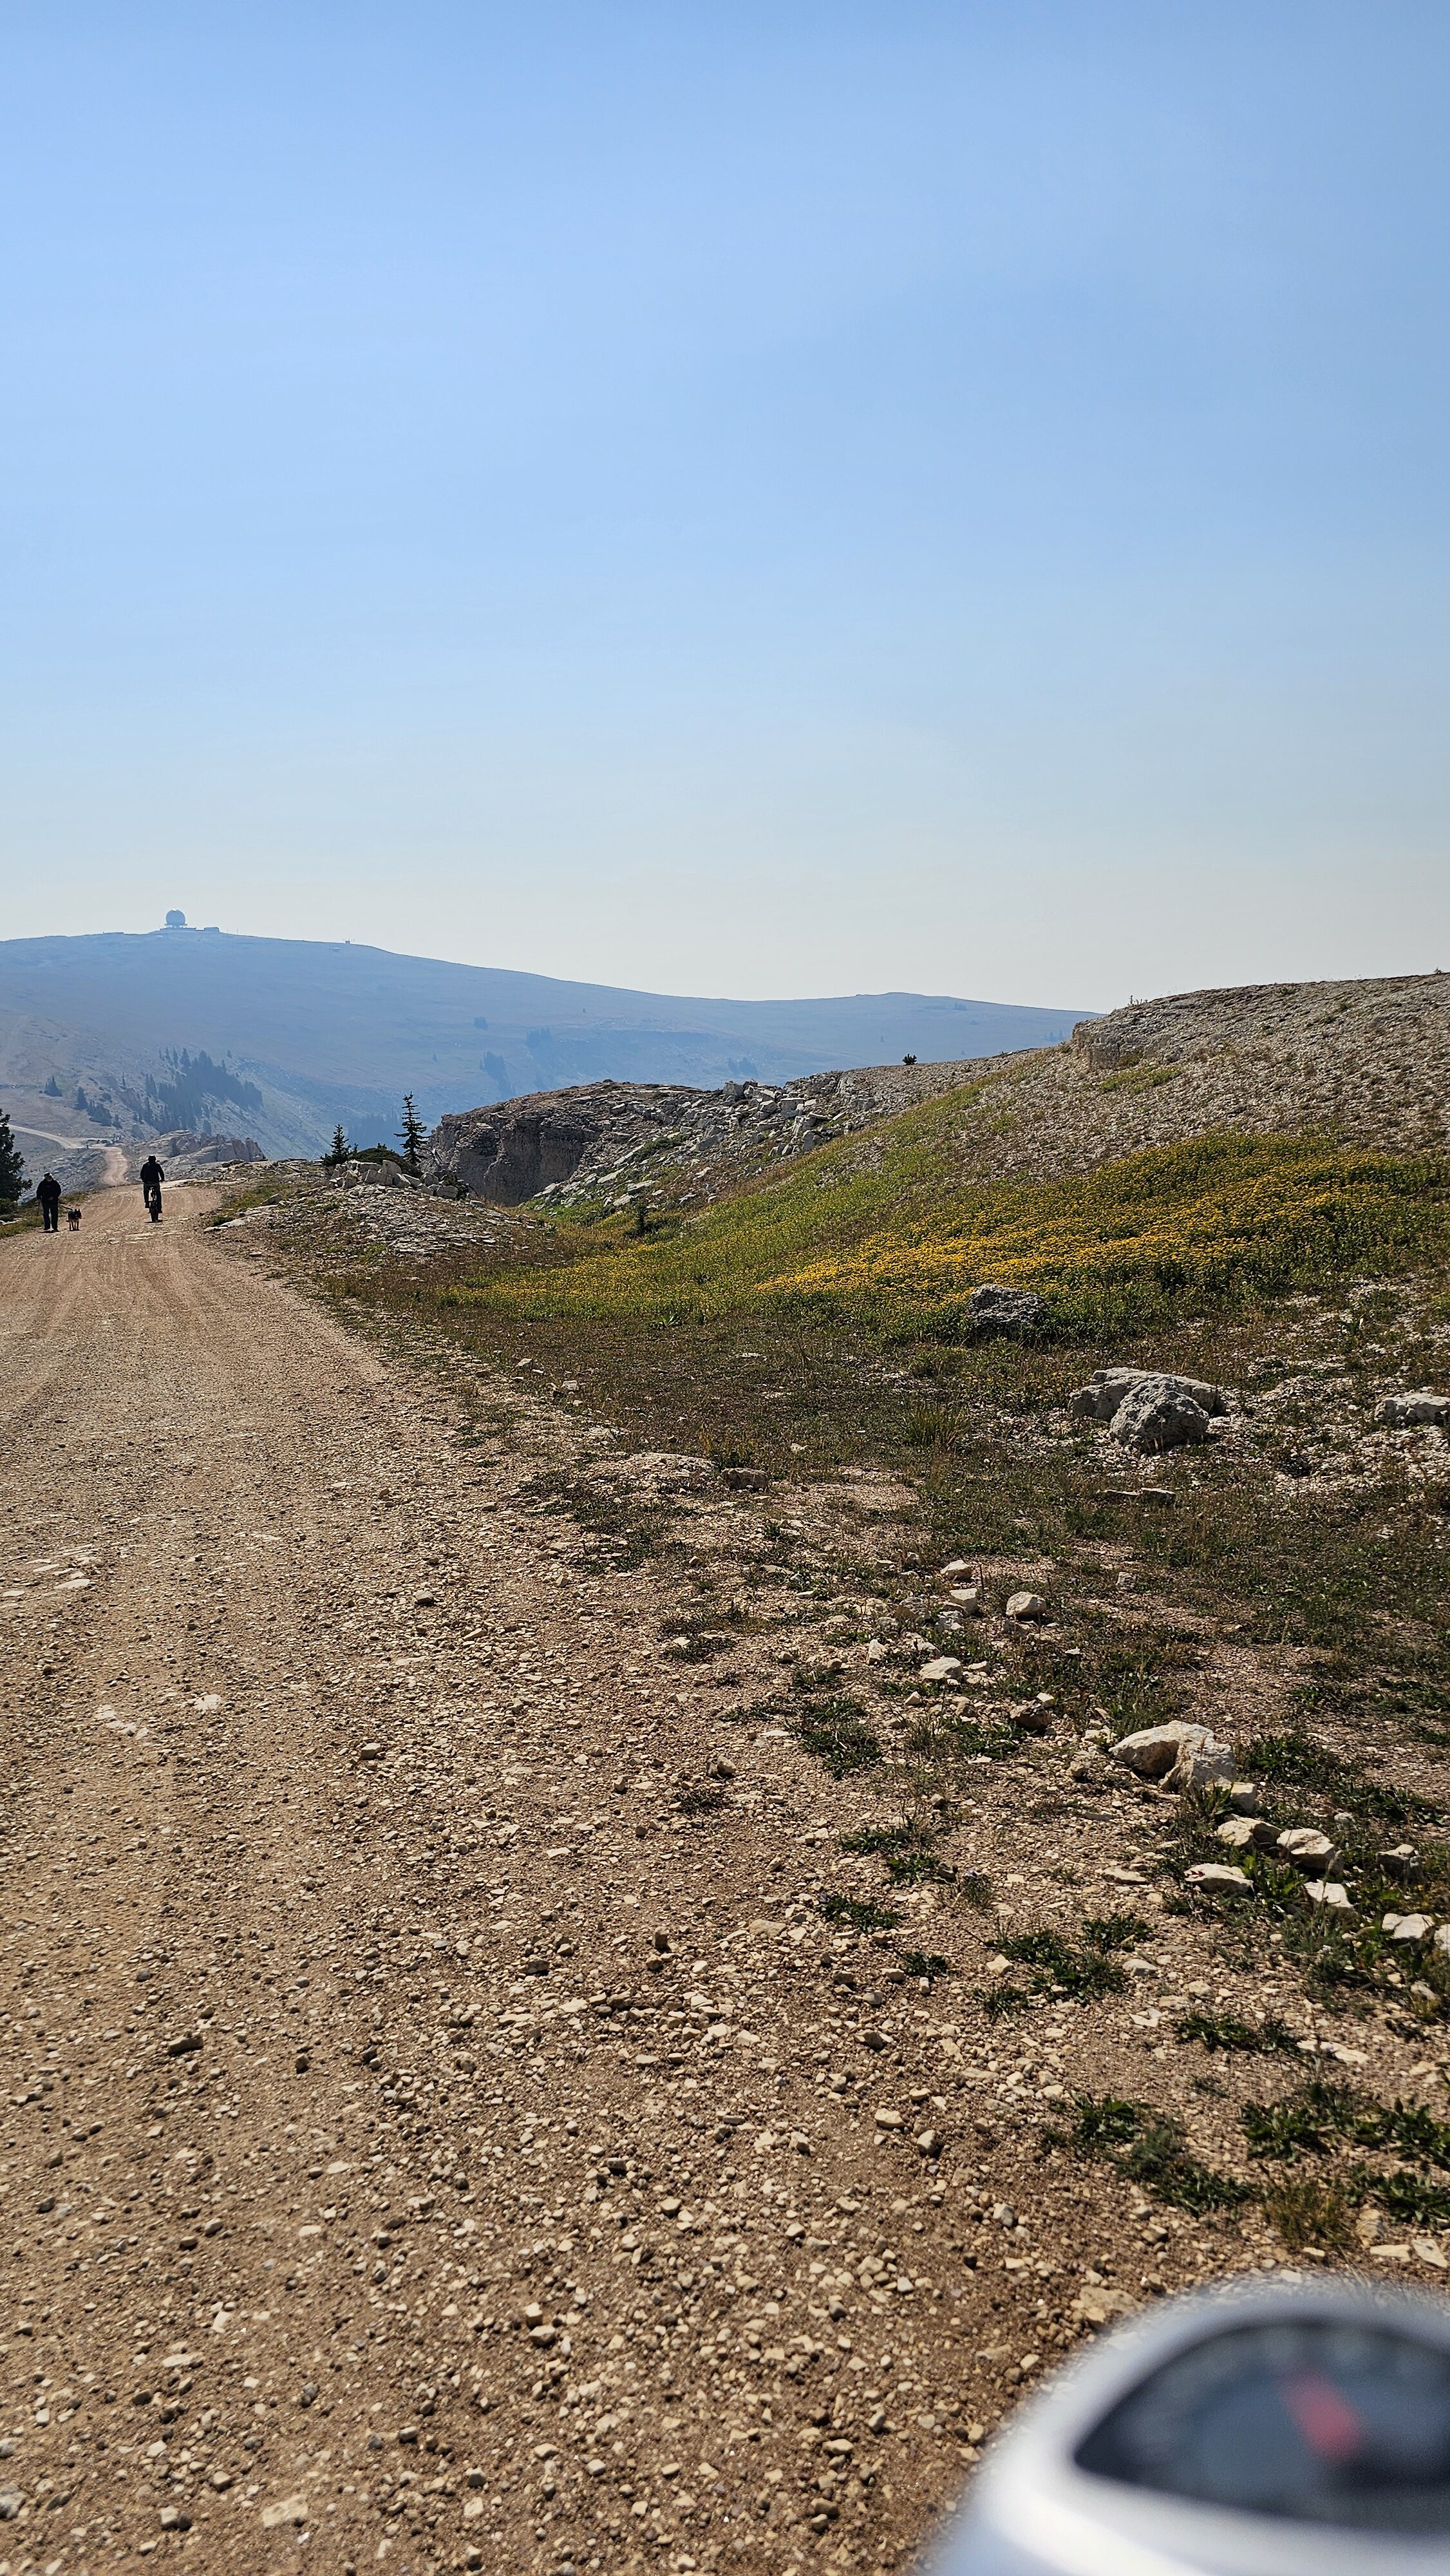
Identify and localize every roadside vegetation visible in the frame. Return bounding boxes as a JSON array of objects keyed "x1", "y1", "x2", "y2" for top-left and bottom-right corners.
[
  {"x1": 430, "y1": 1124, "x2": 1450, "y2": 1340},
  {"x1": 230, "y1": 1079, "x2": 1450, "y2": 2267}
]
